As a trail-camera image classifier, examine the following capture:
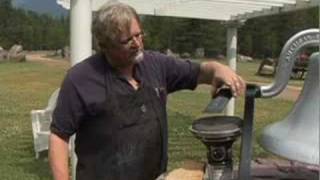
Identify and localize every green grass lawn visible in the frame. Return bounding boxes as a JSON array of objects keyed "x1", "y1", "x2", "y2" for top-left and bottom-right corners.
[
  {"x1": 0, "y1": 58, "x2": 297, "y2": 179},
  {"x1": 0, "y1": 61, "x2": 68, "y2": 180}
]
